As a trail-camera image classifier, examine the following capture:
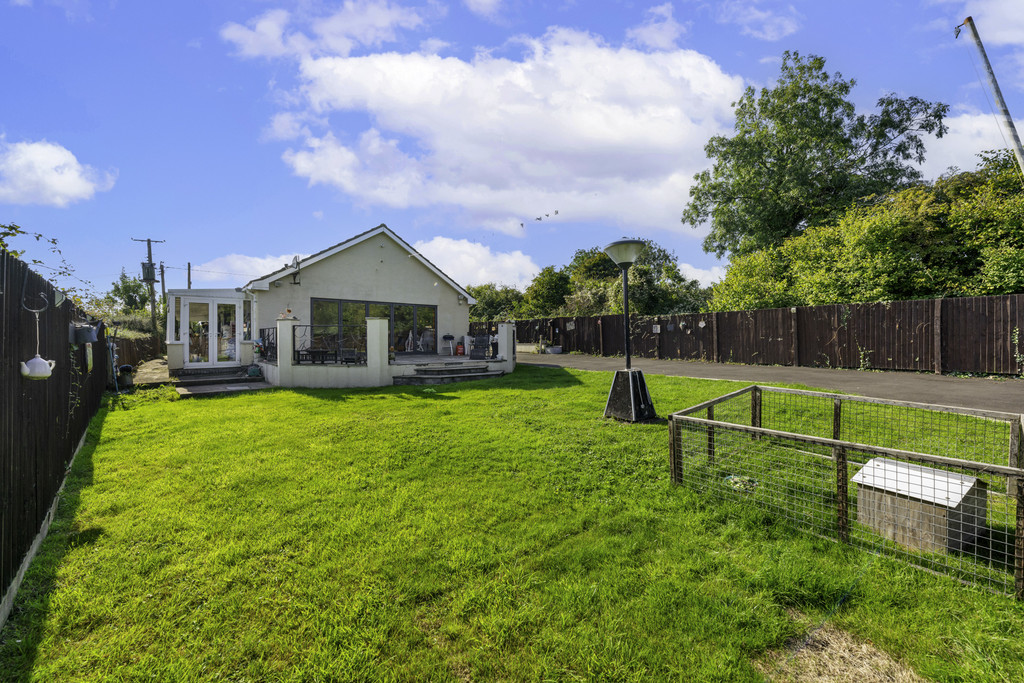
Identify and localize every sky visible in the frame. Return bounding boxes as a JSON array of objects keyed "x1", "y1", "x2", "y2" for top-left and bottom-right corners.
[{"x1": 2, "y1": 0, "x2": 1023, "y2": 297}]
